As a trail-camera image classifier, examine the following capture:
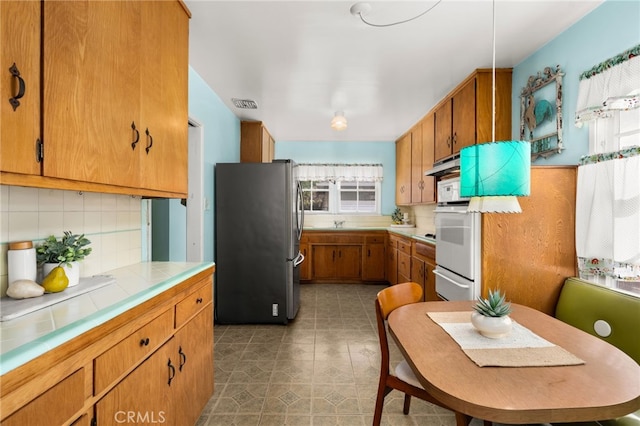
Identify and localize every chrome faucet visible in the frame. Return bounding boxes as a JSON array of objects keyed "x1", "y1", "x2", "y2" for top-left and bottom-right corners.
[{"x1": 334, "y1": 220, "x2": 345, "y2": 229}]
